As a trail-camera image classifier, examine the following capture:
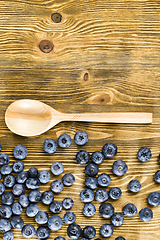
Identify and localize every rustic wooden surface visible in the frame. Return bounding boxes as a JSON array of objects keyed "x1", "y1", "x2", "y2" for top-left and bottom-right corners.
[{"x1": 0, "y1": 0, "x2": 160, "y2": 239}]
